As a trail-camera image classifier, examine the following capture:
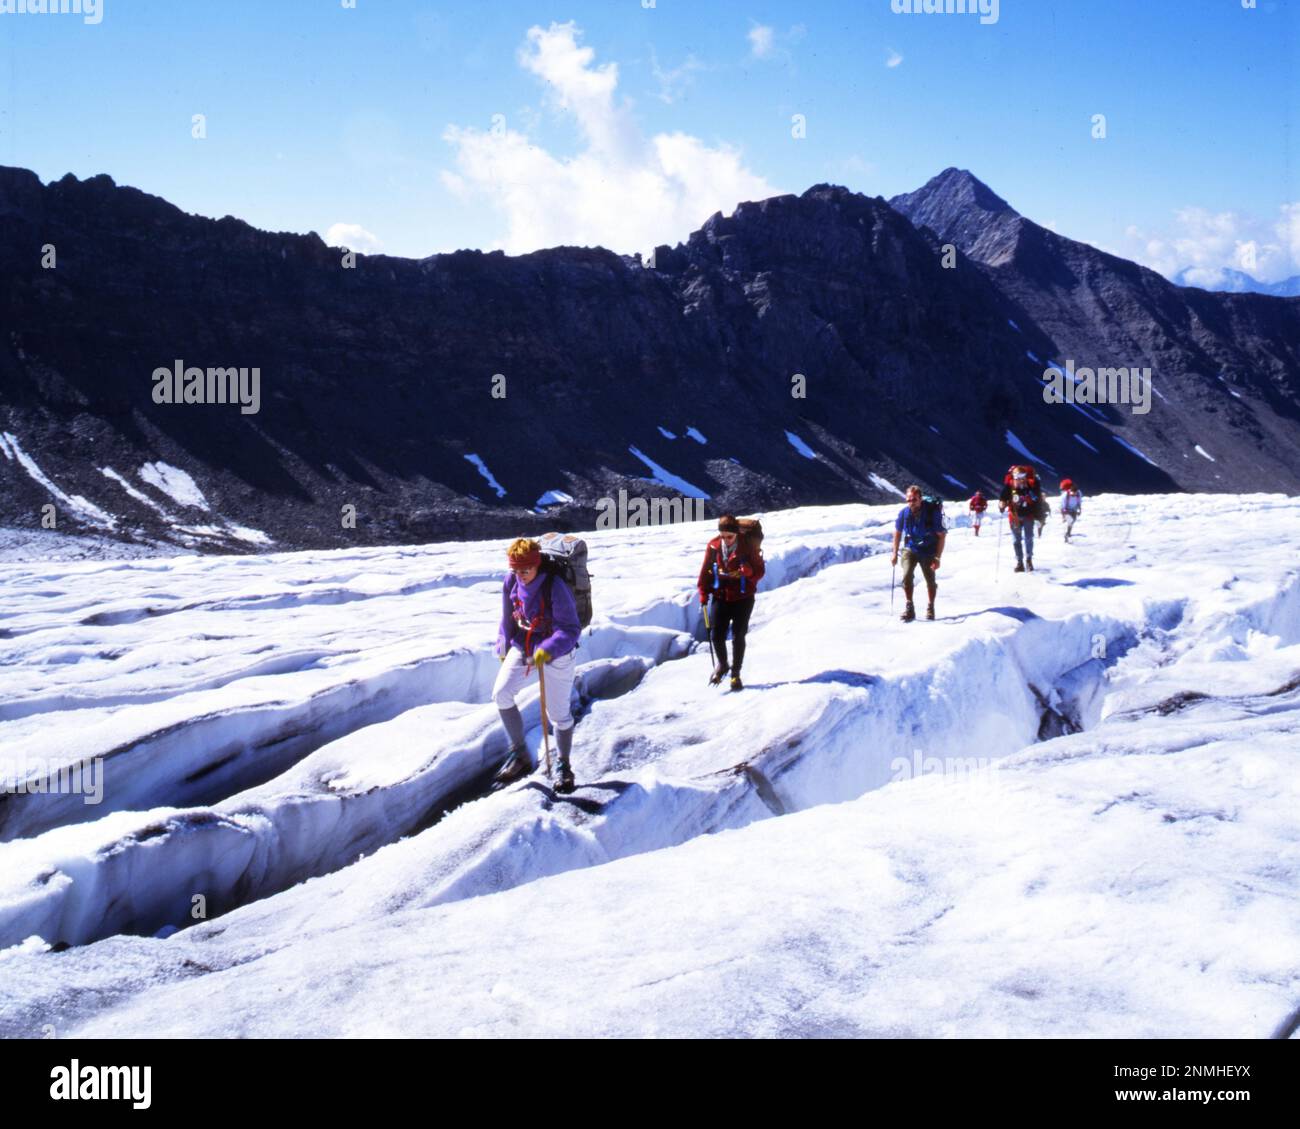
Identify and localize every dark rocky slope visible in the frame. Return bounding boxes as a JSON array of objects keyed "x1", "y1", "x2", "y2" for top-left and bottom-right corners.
[{"x1": 1, "y1": 165, "x2": 1296, "y2": 551}]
